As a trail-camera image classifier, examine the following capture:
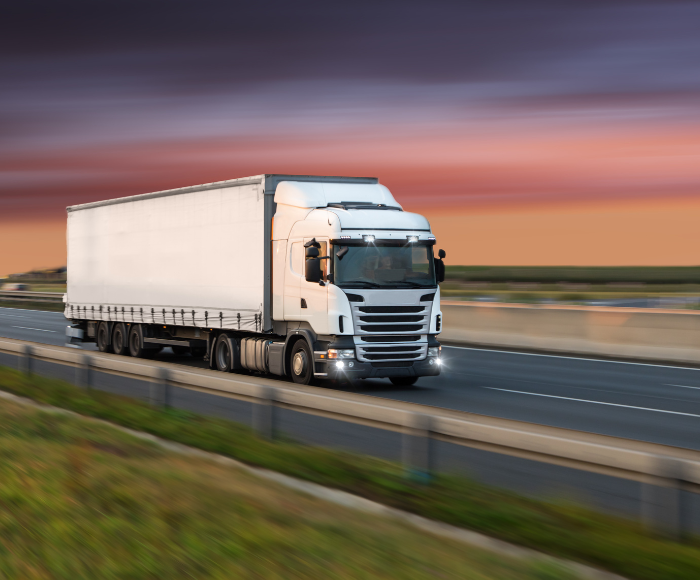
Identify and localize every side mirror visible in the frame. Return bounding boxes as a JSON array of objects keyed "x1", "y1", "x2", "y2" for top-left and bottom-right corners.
[
  {"x1": 434, "y1": 249, "x2": 446, "y2": 283},
  {"x1": 305, "y1": 246, "x2": 322, "y2": 283}
]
